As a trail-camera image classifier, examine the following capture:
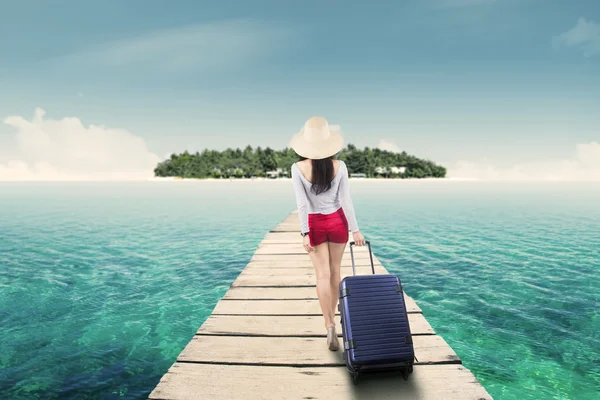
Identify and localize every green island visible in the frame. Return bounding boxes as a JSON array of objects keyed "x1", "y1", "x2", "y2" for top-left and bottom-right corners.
[{"x1": 153, "y1": 144, "x2": 446, "y2": 179}]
